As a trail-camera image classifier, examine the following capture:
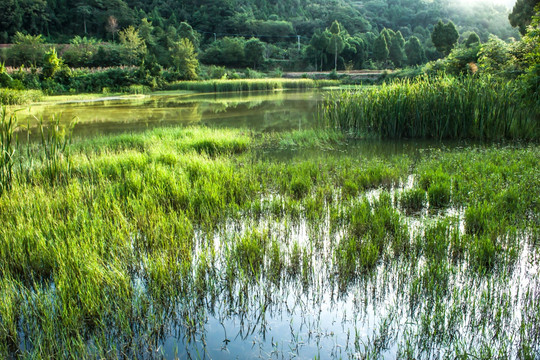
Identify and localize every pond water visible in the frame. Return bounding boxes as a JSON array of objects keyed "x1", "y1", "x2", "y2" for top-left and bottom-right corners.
[
  {"x1": 12, "y1": 90, "x2": 538, "y2": 359},
  {"x1": 17, "y1": 90, "x2": 323, "y2": 139}
]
